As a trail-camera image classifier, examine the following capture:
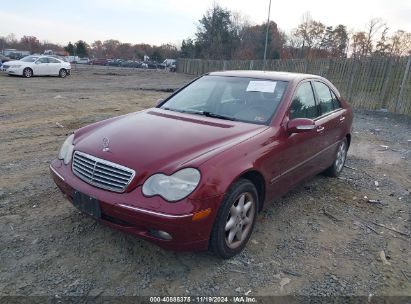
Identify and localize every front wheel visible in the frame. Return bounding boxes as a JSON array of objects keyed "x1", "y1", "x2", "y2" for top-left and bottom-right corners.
[
  {"x1": 59, "y1": 69, "x2": 67, "y2": 78},
  {"x1": 23, "y1": 68, "x2": 33, "y2": 78},
  {"x1": 324, "y1": 139, "x2": 348, "y2": 177},
  {"x1": 209, "y1": 179, "x2": 258, "y2": 259}
]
